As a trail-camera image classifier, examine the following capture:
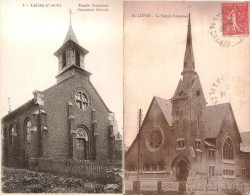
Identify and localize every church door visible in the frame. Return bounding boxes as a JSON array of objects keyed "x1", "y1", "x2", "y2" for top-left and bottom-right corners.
[
  {"x1": 176, "y1": 160, "x2": 189, "y2": 191},
  {"x1": 77, "y1": 139, "x2": 87, "y2": 160},
  {"x1": 76, "y1": 128, "x2": 89, "y2": 160}
]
